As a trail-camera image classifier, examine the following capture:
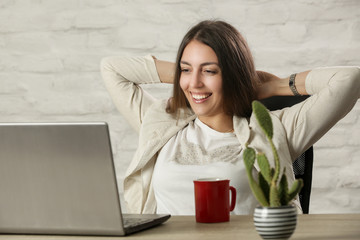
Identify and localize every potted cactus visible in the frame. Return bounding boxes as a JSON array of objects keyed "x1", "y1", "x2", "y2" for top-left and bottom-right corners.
[{"x1": 244, "y1": 100, "x2": 303, "y2": 240}]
